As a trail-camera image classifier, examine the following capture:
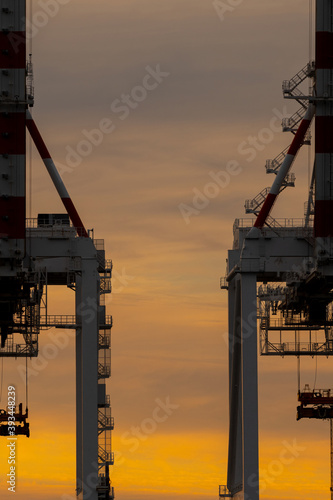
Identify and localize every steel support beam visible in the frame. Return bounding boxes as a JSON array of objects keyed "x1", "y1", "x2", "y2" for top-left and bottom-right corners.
[
  {"x1": 76, "y1": 259, "x2": 100, "y2": 500},
  {"x1": 226, "y1": 273, "x2": 258, "y2": 500},
  {"x1": 241, "y1": 273, "x2": 258, "y2": 500},
  {"x1": 26, "y1": 231, "x2": 104, "y2": 499},
  {"x1": 227, "y1": 277, "x2": 242, "y2": 494},
  {"x1": 224, "y1": 224, "x2": 314, "y2": 499}
]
